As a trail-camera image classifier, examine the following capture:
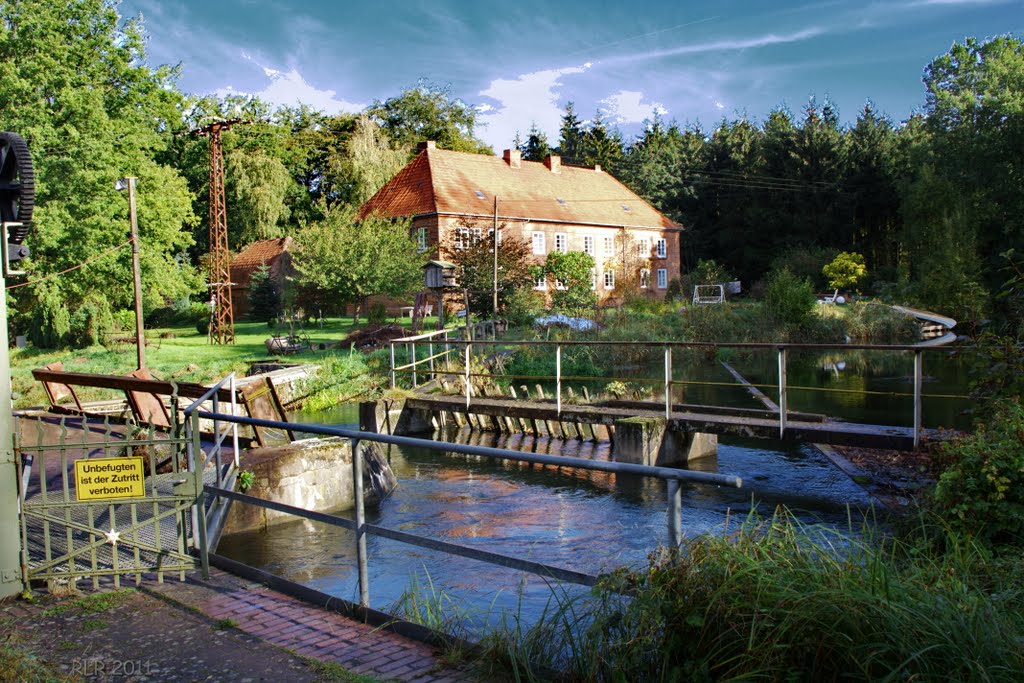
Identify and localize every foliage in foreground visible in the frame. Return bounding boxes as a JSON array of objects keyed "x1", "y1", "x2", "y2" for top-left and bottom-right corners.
[
  {"x1": 933, "y1": 398, "x2": 1024, "y2": 544},
  {"x1": 478, "y1": 512, "x2": 1024, "y2": 682}
]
